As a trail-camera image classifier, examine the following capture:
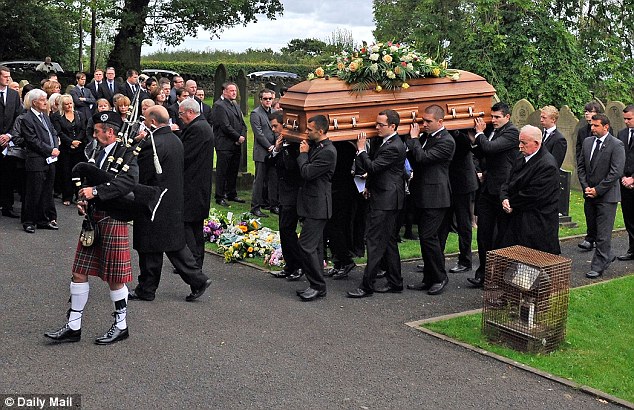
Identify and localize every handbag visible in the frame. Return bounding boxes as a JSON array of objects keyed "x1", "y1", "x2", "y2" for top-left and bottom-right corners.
[{"x1": 6, "y1": 145, "x2": 26, "y2": 160}]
